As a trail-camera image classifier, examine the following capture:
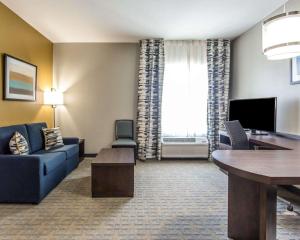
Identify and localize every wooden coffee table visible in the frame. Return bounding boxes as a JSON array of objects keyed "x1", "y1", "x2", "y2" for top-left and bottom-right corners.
[{"x1": 91, "y1": 148, "x2": 134, "y2": 197}]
